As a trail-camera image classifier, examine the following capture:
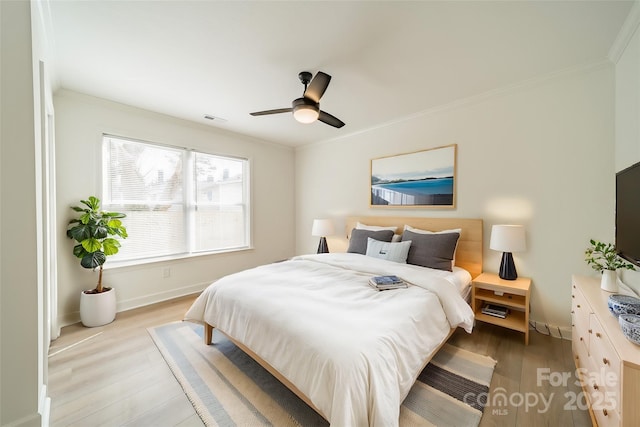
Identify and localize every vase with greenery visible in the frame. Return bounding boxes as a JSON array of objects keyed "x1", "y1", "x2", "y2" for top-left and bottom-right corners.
[
  {"x1": 585, "y1": 239, "x2": 635, "y2": 292},
  {"x1": 67, "y1": 196, "x2": 128, "y2": 292}
]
